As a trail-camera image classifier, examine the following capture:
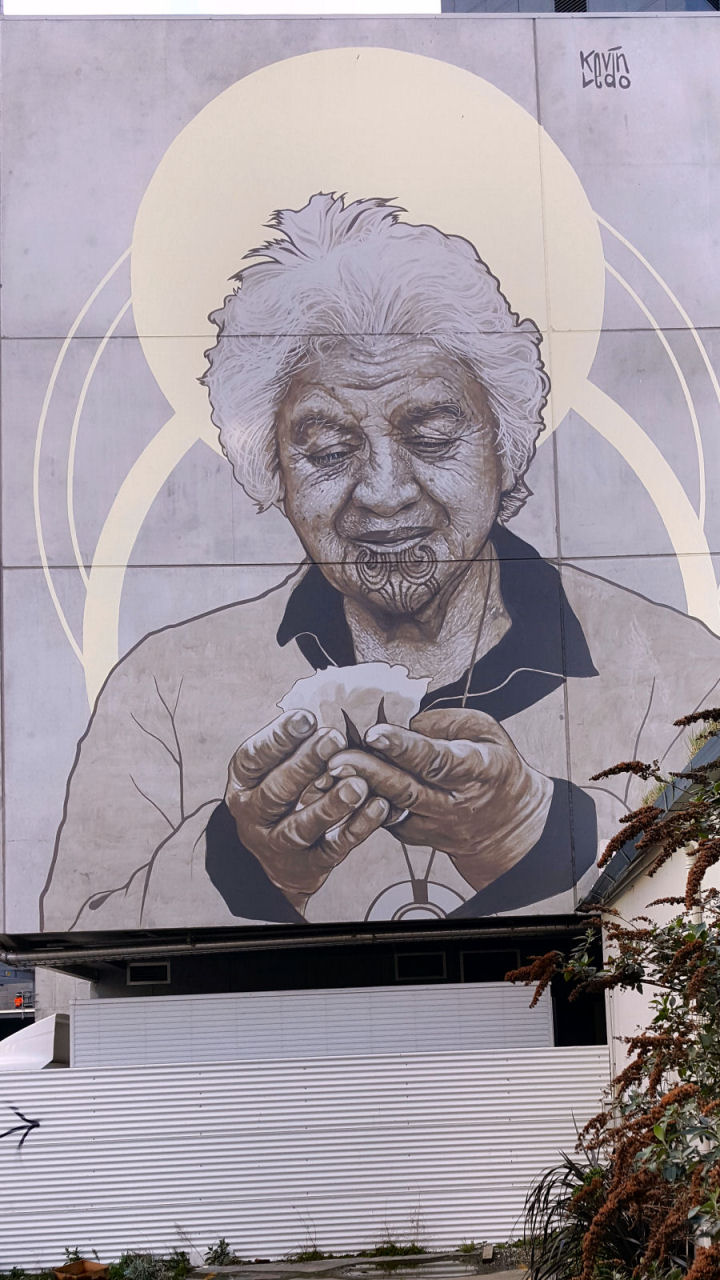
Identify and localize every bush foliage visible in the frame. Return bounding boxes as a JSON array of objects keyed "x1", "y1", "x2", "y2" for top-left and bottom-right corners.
[{"x1": 508, "y1": 710, "x2": 720, "y2": 1280}]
